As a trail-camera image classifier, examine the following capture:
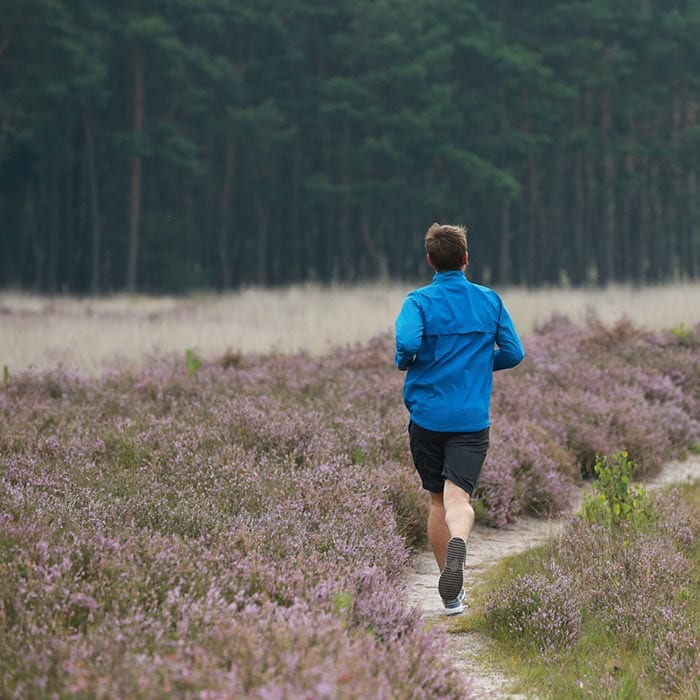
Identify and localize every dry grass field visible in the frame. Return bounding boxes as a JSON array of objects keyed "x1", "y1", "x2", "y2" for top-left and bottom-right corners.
[{"x1": 2, "y1": 282, "x2": 699, "y2": 375}]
